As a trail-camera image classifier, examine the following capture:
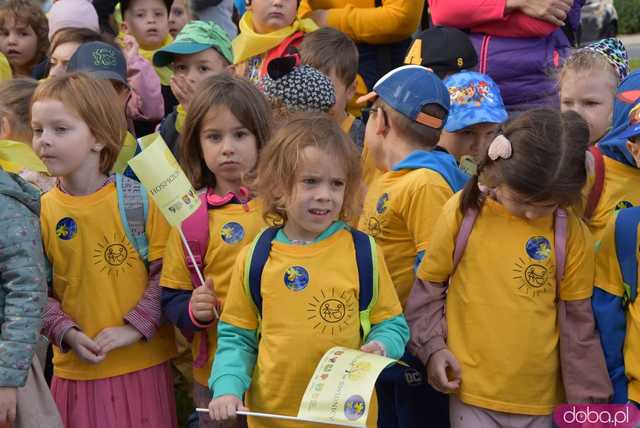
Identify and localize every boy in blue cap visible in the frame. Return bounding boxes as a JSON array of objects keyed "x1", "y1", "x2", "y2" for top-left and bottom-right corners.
[
  {"x1": 358, "y1": 65, "x2": 468, "y2": 428},
  {"x1": 152, "y1": 20, "x2": 233, "y2": 156},
  {"x1": 438, "y1": 71, "x2": 508, "y2": 175}
]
